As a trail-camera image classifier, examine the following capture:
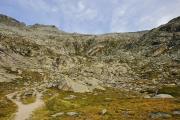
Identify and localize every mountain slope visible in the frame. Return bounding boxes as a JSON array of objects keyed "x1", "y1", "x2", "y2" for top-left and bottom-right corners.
[{"x1": 0, "y1": 14, "x2": 179, "y2": 93}]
